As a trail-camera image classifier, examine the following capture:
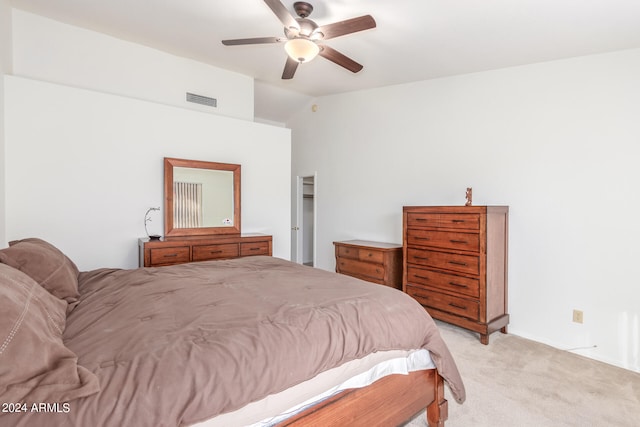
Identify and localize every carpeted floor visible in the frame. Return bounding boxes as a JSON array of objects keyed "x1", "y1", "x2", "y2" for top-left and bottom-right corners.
[{"x1": 405, "y1": 321, "x2": 640, "y2": 427}]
